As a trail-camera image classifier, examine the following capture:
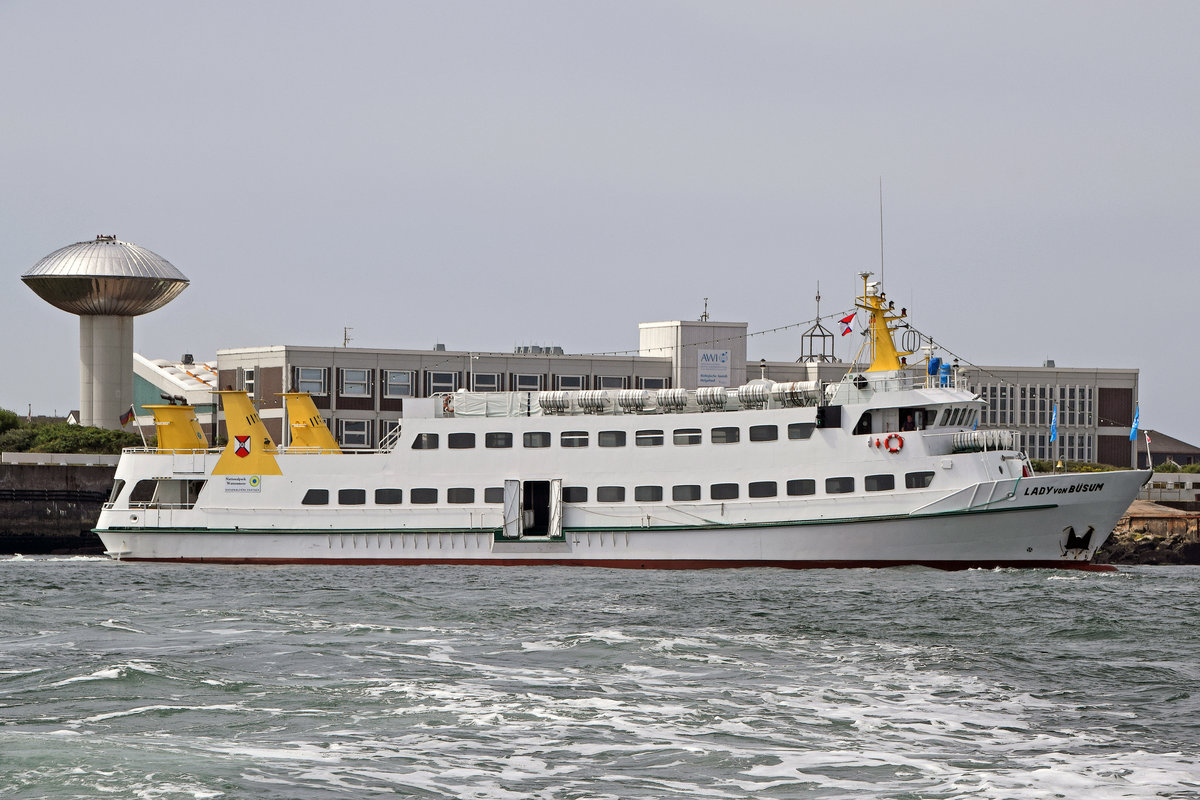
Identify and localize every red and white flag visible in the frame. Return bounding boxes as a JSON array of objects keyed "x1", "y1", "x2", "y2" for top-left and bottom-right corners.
[{"x1": 839, "y1": 313, "x2": 856, "y2": 337}]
